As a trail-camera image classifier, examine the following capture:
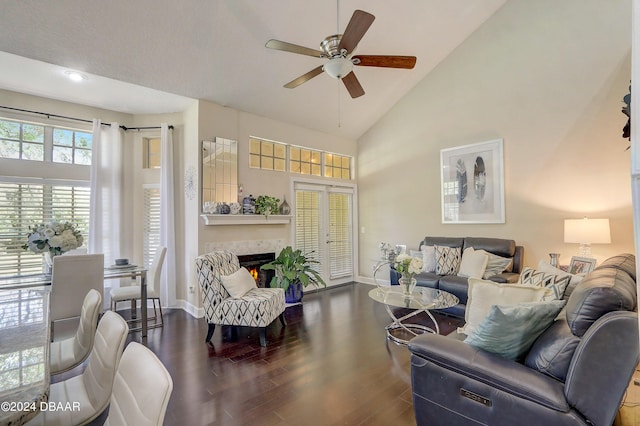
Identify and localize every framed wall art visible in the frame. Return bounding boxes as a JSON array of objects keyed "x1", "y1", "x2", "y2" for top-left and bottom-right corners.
[{"x1": 440, "y1": 139, "x2": 505, "y2": 224}]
